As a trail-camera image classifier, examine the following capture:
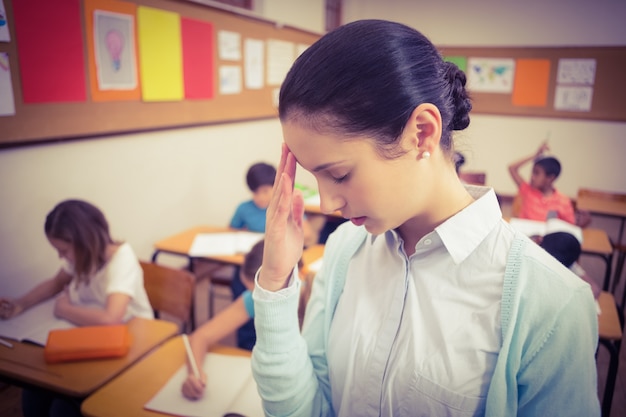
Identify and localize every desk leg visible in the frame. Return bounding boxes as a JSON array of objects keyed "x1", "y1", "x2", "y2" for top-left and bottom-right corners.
[
  {"x1": 584, "y1": 252, "x2": 613, "y2": 292},
  {"x1": 598, "y1": 337, "x2": 622, "y2": 417}
]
